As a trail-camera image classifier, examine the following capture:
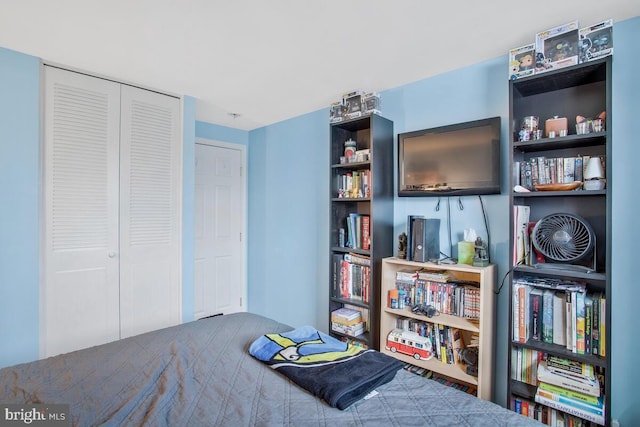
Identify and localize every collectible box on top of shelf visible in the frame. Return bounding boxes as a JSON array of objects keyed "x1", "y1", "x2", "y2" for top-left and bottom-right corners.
[
  {"x1": 342, "y1": 90, "x2": 363, "y2": 120},
  {"x1": 579, "y1": 19, "x2": 613, "y2": 63},
  {"x1": 362, "y1": 92, "x2": 381, "y2": 115},
  {"x1": 329, "y1": 101, "x2": 345, "y2": 123},
  {"x1": 508, "y1": 43, "x2": 536, "y2": 80},
  {"x1": 535, "y1": 21, "x2": 580, "y2": 73}
]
